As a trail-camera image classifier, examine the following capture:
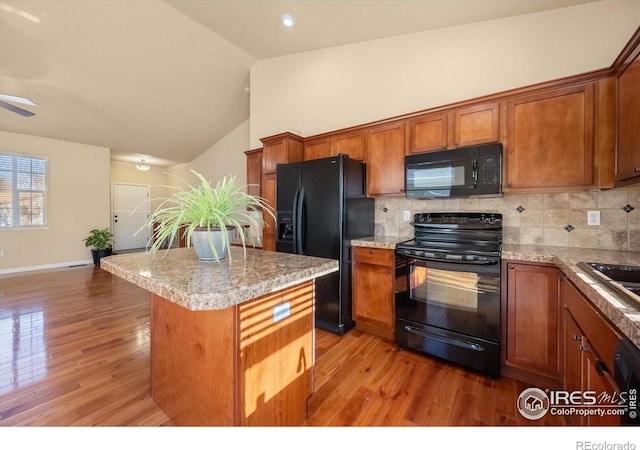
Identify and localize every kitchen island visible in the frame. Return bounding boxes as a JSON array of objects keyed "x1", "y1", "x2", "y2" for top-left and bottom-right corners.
[{"x1": 100, "y1": 246, "x2": 339, "y2": 426}]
